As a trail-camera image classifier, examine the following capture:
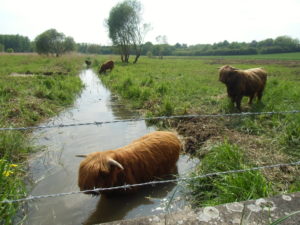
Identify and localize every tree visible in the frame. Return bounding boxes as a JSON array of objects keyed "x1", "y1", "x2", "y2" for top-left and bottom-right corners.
[
  {"x1": 63, "y1": 37, "x2": 76, "y2": 53},
  {"x1": 132, "y1": 23, "x2": 151, "y2": 63},
  {"x1": 274, "y1": 36, "x2": 299, "y2": 50},
  {"x1": 0, "y1": 34, "x2": 31, "y2": 52},
  {"x1": 35, "y1": 29, "x2": 75, "y2": 56},
  {"x1": 258, "y1": 38, "x2": 274, "y2": 48},
  {"x1": 106, "y1": 0, "x2": 149, "y2": 63},
  {"x1": 155, "y1": 35, "x2": 168, "y2": 59},
  {"x1": 0, "y1": 43, "x2": 4, "y2": 52}
]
